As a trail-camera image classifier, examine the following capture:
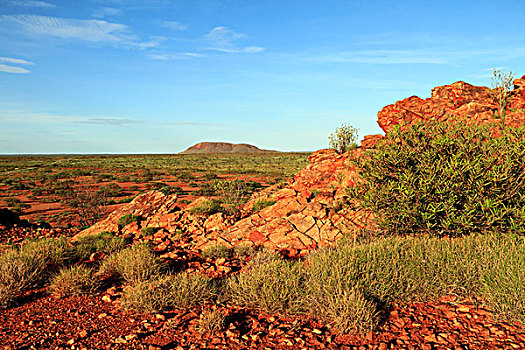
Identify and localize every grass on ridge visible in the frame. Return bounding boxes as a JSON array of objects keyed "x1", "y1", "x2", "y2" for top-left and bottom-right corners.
[{"x1": 227, "y1": 233, "x2": 525, "y2": 333}]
